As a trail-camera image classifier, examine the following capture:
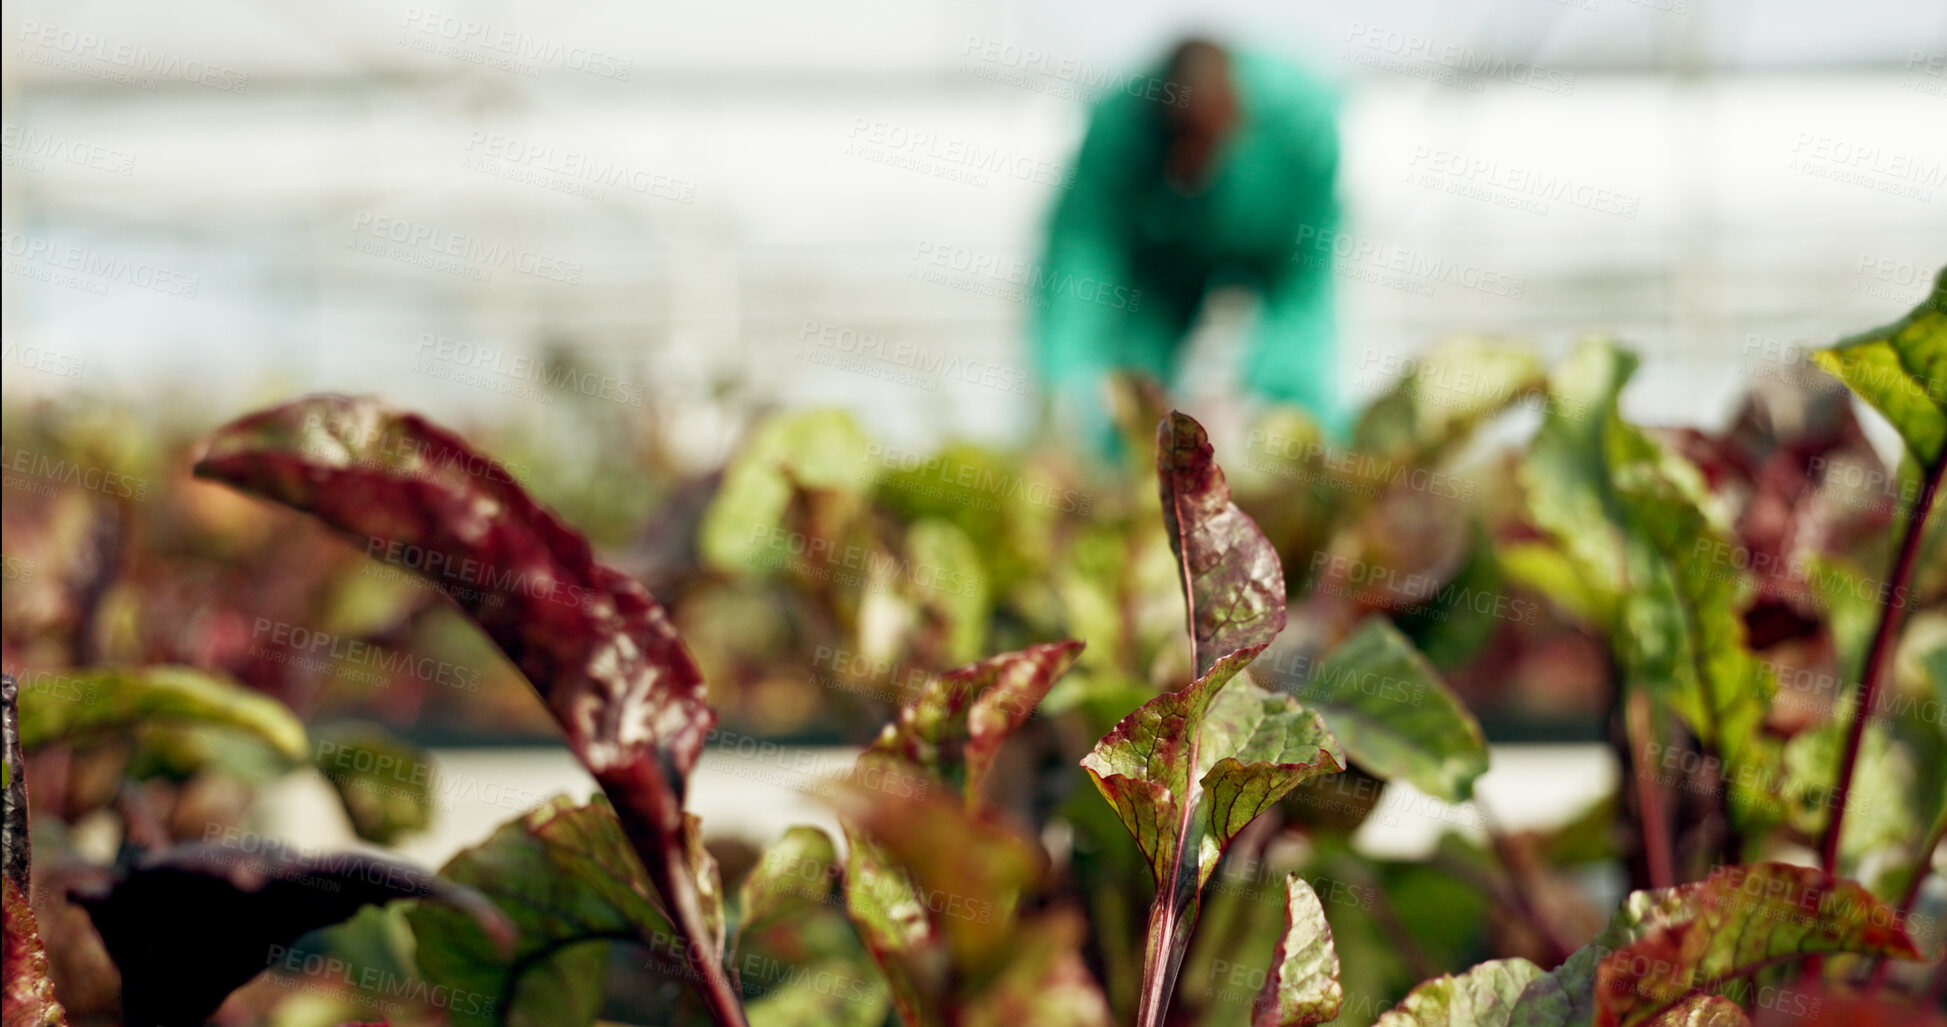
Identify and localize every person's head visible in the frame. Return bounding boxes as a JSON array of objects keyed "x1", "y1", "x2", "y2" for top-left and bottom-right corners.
[{"x1": 1156, "y1": 39, "x2": 1239, "y2": 193}]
